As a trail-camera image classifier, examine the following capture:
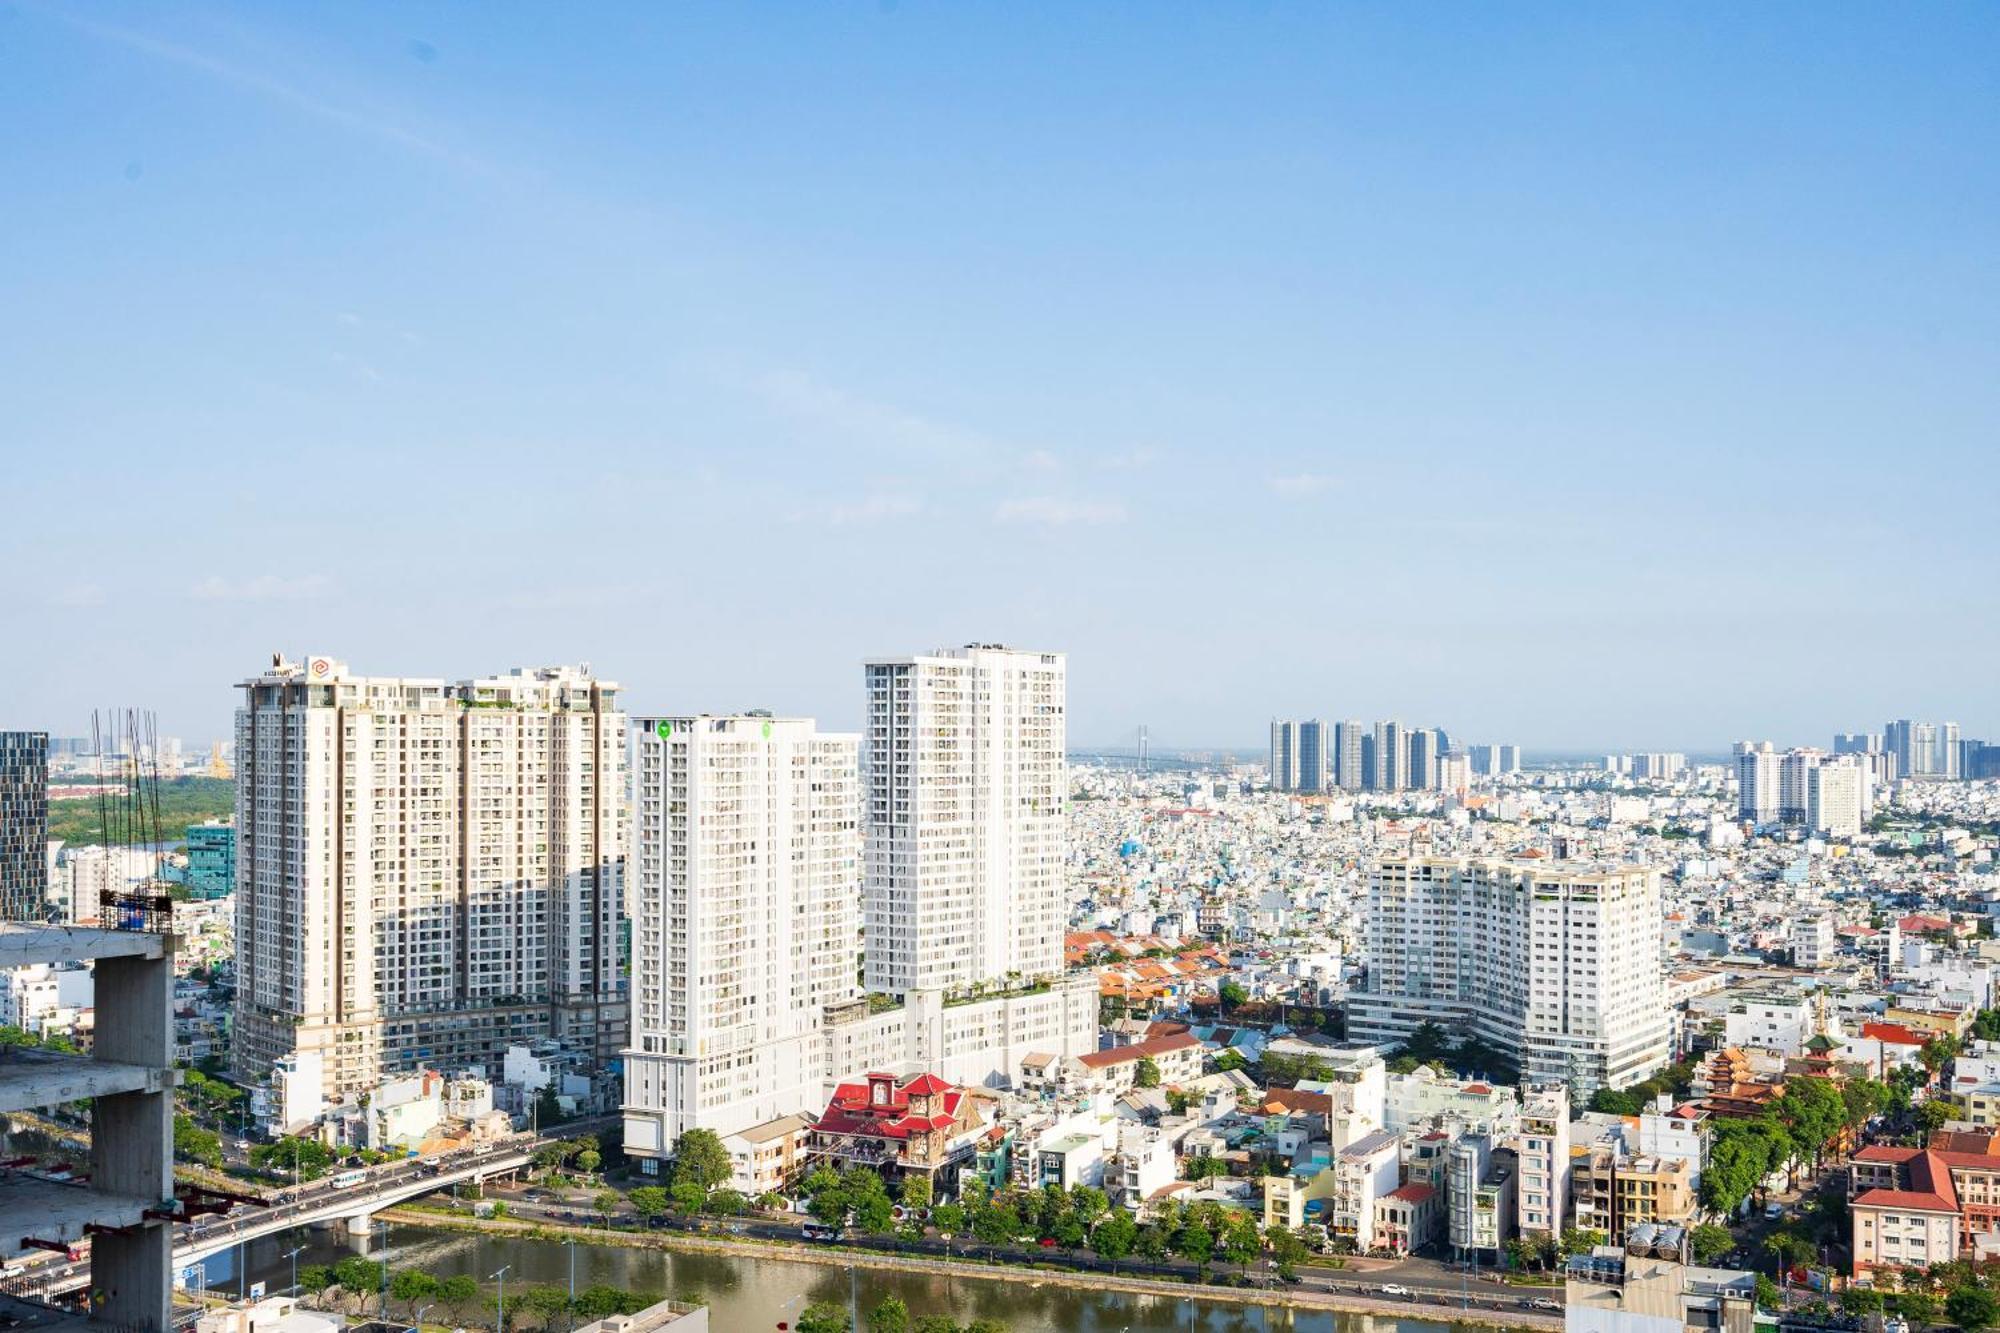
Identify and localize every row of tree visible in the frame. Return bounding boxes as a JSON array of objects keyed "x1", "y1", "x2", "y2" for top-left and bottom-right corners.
[
  {"x1": 296, "y1": 1262, "x2": 661, "y2": 1332},
  {"x1": 794, "y1": 1297, "x2": 1006, "y2": 1333},
  {"x1": 1700, "y1": 1074, "x2": 1893, "y2": 1216}
]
